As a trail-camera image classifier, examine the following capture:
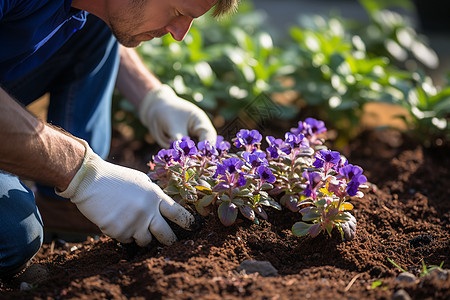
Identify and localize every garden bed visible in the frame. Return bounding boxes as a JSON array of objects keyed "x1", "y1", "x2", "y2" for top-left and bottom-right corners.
[{"x1": 1, "y1": 125, "x2": 449, "y2": 300}]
